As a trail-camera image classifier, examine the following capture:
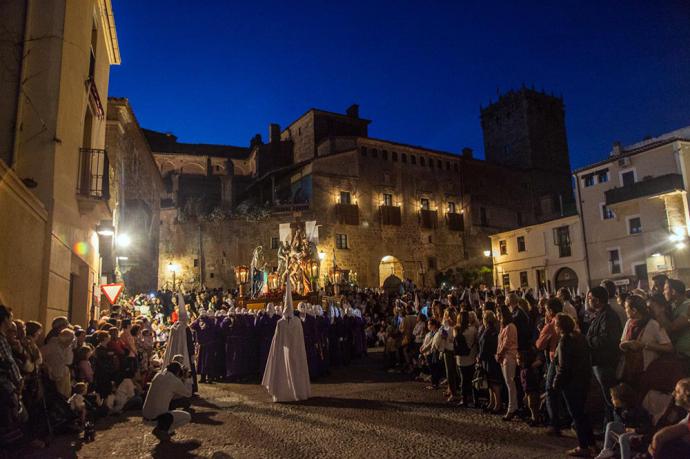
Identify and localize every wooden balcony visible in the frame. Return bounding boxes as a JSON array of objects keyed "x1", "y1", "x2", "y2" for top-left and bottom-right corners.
[
  {"x1": 605, "y1": 173, "x2": 684, "y2": 206},
  {"x1": 76, "y1": 147, "x2": 111, "y2": 219},
  {"x1": 446, "y1": 212, "x2": 464, "y2": 231},
  {"x1": 420, "y1": 209, "x2": 437, "y2": 229},
  {"x1": 379, "y1": 205, "x2": 401, "y2": 226},
  {"x1": 335, "y1": 203, "x2": 359, "y2": 225}
]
